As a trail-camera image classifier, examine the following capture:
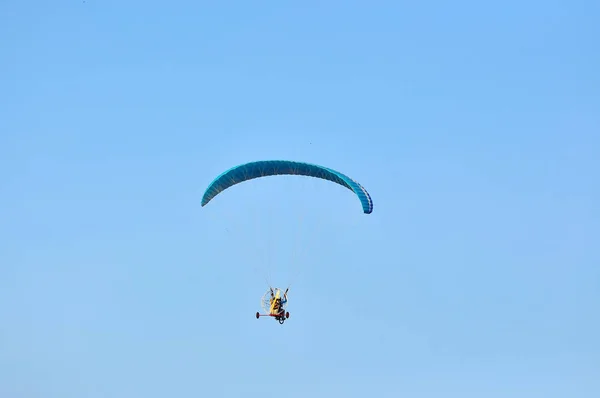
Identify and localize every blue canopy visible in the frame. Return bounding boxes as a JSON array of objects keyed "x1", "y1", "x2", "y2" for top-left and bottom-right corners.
[{"x1": 201, "y1": 160, "x2": 373, "y2": 214}]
